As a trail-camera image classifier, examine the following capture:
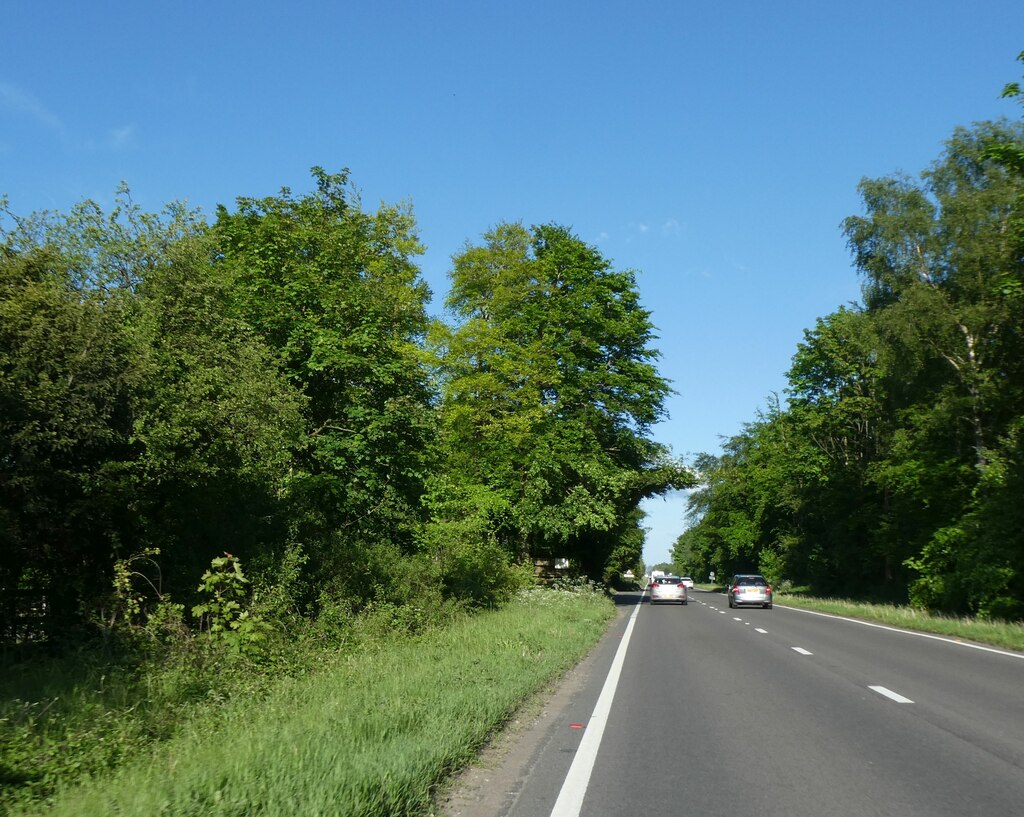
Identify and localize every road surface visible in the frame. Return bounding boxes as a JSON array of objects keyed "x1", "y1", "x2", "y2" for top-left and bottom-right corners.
[{"x1": 442, "y1": 589, "x2": 1024, "y2": 817}]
